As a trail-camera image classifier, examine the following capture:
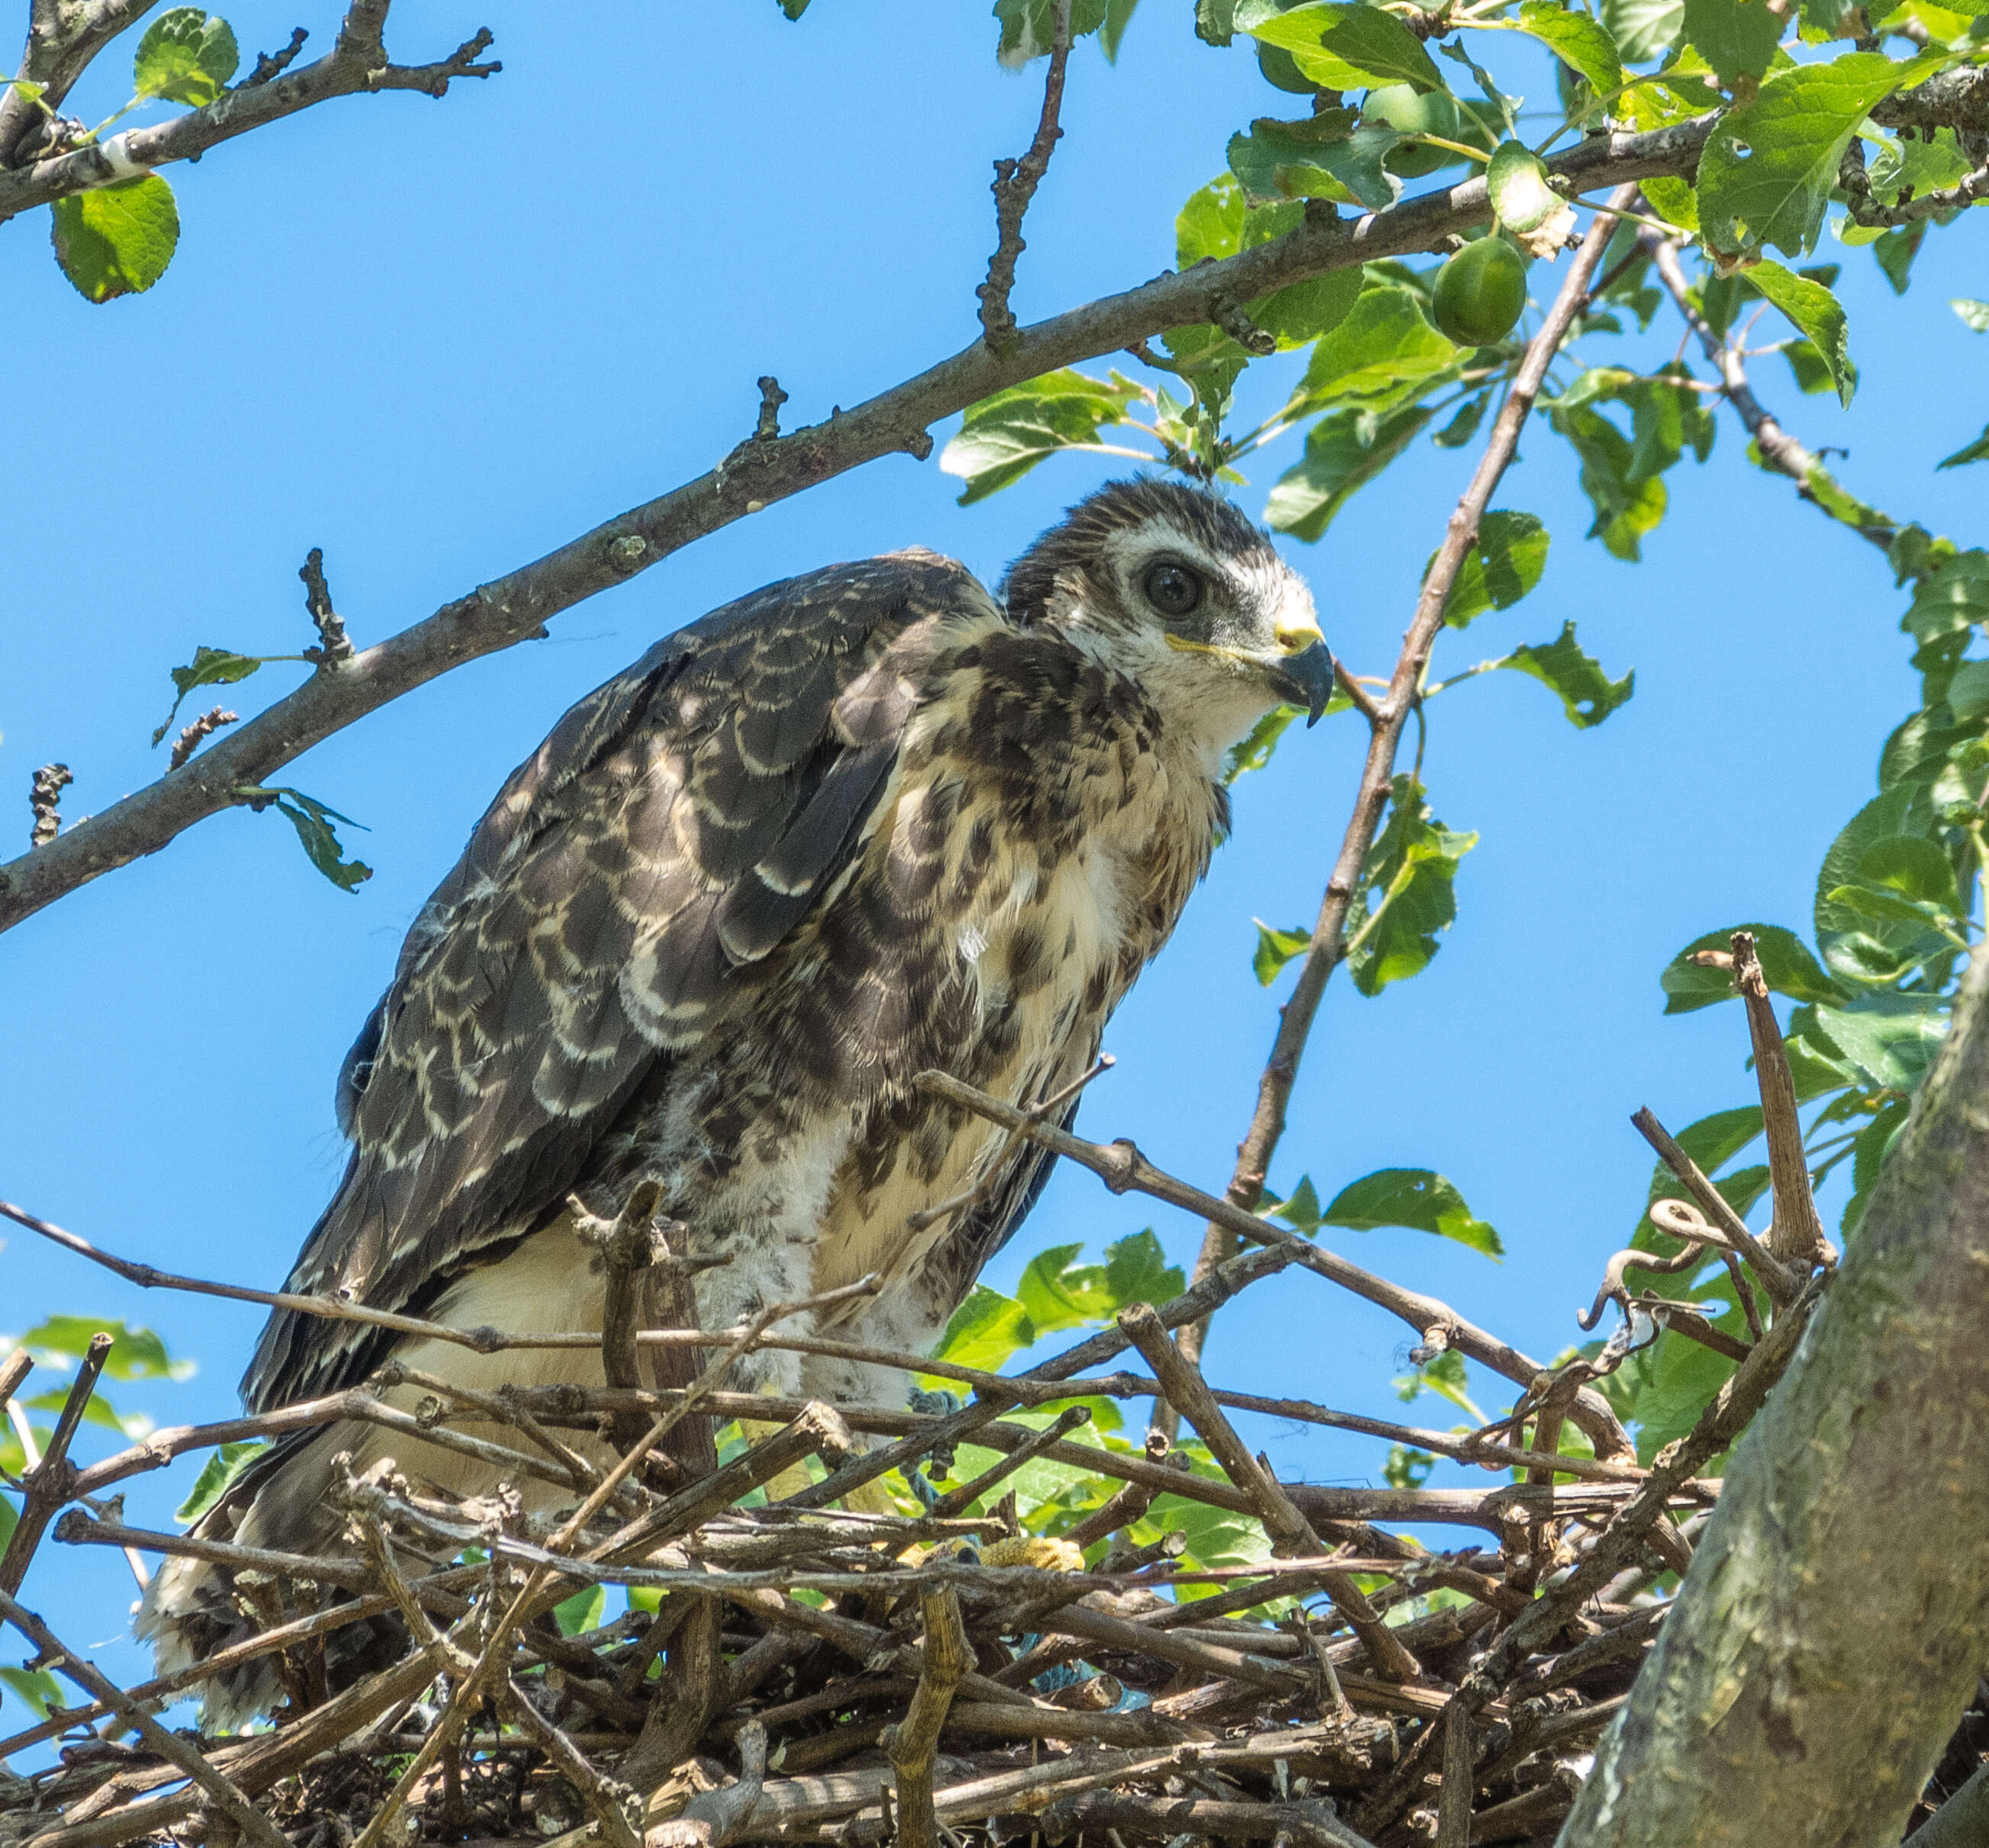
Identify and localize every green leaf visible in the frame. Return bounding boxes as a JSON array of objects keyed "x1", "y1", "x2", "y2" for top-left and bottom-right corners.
[
  {"x1": 1954, "y1": 297, "x2": 1989, "y2": 331},
  {"x1": 1870, "y1": 221, "x2": 1925, "y2": 295},
  {"x1": 1843, "y1": 1090, "x2": 1910, "y2": 1234},
  {"x1": 1101, "y1": 0, "x2": 1140, "y2": 57},
  {"x1": 1441, "y1": 509, "x2": 1550, "y2": 626},
  {"x1": 1266, "y1": 1174, "x2": 1324, "y2": 1233},
  {"x1": 1814, "y1": 784, "x2": 1952, "y2": 978},
  {"x1": 176, "y1": 1439, "x2": 267, "y2": 1523},
  {"x1": 1227, "y1": 115, "x2": 1400, "y2": 212},
  {"x1": 1857, "y1": 834, "x2": 1963, "y2": 912},
  {"x1": 1016, "y1": 1245, "x2": 1118, "y2": 1334},
  {"x1": 941, "y1": 370, "x2": 1140, "y2": 503},
  {"x1": 1396, "y1": 1346, "x2": 1485, "y2": 1420},
  {"x1": 1322, "y1": 1168, "x2": 1503, "y2": 1258},
  {"x1": 1226, "y1": 705, "x2": 1302, "y2": 783},
  {"x1": 1811, "y1": 992, "x2": 1949, "y2": 1090},
  {"x1": 1939, "y1": 425, "x2": 1989, "y2": 470},
  {"x1": 995, "y1": 0, "x2": 1109, "y2": 63},
  {"x1": 553, "y1": 1584, "x2": 606, "y2": 1636},
  {"x1": 1253, "y1": 919, "x2": 1313, "y2": 985},
  {"x1": 1641, "y1": 174, "x2": 1701, "y2": 232},
  {"x1": 134, "y1": 8, "x2": 239, "y2": 105},
  {"x1": 239, "y1": 787, "x2": 374, "y2": 893},
  {"x1": 933, "y1": 1287, "x2": 1035, "y2": 1371},
  {"x1": 1681, "y1": 0, "x2": 1783, "y2": 86},
  {"x1": 1696, "y1": 52, "x2": 1945, "y2": 258},
  {"x1": 1432, "y1": 392, "x2": 1490, "y2": 447},
  {"x1": 1103, "y1": 1231, "x2": 1185, "y2": 1310},
  {"x1": 1265, "y1": 403, "x2": 1434, "y2": 541},
  {"x1": 1660, "y1": 923, "x2": 1847, "y2": 1013},
  {"x1": 19, "y1": 1317, "x2": 192, "y2": 1381},
  {"x1": 1603, "y1": 0, "x2": 1684, "y2": 60},
  {"x1": 1495, "y1": 621, "x2": 1635, "y2": 727},
  {"x1": 1235, "y1": 0, "x2": 1445, "y2": 91},
  {"x1": 1345, "y1": 774, "x2": 1476, "y2": 994},
  {"x1": 1516, "y1": 2, "x2": 1624, "y2": 96},
  {"x1": 0, "y1": 1665, "x2": 63, "y2": 1720},
  {"x1": 1746, "y1": 260, "x2": 1855, "y2": 405},
  {"x1": 1290, "y1": 283, "x2": 1458, "y2": 415},
  {"x1": 778, "y1": 0, "x2": 810, "y2": 17},
  {"x1": 24, "y1": 1385, "x2": 135, "y2": 1435},
  {"x1": 152, "y1": 644, "x2": 267, "y2": 745},
  {"x1": 50, "y1": 175, "x2": 179, "y2": 304},
  {"x1": 1903, "y1": 550, "x2": 1989, "y2": 642},
  {"x1": 1632, "y1": 1329, "x2": 1735, "y2": 1461}
]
